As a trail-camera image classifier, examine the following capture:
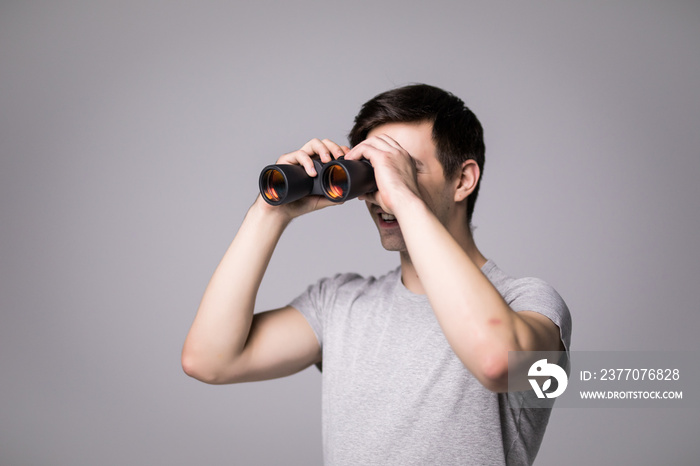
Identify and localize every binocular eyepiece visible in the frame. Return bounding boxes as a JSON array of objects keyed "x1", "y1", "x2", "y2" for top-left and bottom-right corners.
[{"x1": 259, "y1": 157, "x2": 377, "y2": 205}]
